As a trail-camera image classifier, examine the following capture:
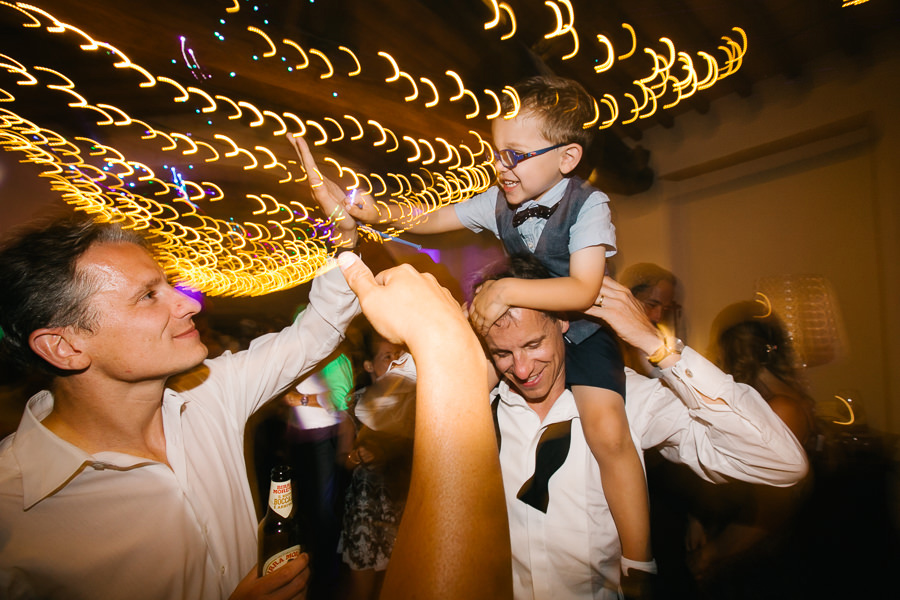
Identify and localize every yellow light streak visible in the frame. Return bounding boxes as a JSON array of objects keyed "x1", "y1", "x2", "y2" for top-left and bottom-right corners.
[
  {"x1": 832, "y1": 395, "x2": 856, "y2": 425},
  {"x1": 213, "y1": 133, "x2": 240, "y2": 157},
  {"x1": 263, "y1": 110, "x2": 287, "y2": 135},
  {"x1": 306, "y1": 120, "x2": 329, "y2": 145},
  {"x1": 283, "y1": 112, "x2": 307, "y2": 136},
  {"x1": 484, "y1": 89, "x2": 502, "y2": 119},
  {"x1": 214, "y1": 94, "x2": 243, "y2": 119},
  {"x1": 344, "y1": 115, "x2": 364, "y2": 140},
  {"x1": 462, "y1": 89, "x2": 480, "y2": 119},
  {"x1": 594, "y1": 35, "x2": 615, "y2": 73},
  {"x1": 308, "y1": 48, "x2": 334, "y2": 79},
  {"x1": 368, "y1": 119, "x2": 387, "y2": 146},
  {"x1": 619, "y1": 23, "x2": 637, "y2": 60},
  {"x1": 383, "y1": 127, "x2": 399, "y2": 152},
  {"x1": 418, "y1": 138, "x2": 436, "y2": 165},
  {"x1": 95, "y1": 103, "x2": 131, "y2": 126},
  {"x1": 501, "y1": 86, "x2": 519, "y2": 119},
  {"x1": 338, "y1": 46, "x2": 361, "y2": 76},
  {"x1": 399, "y1": 71, "x2": 418, "y2": 101},
  {"x1": 156, "y1": 76, "x2": 189, "y2": 102},
  {"x1": 402, "y1": 136, "x2": 421, "y2": 162},
  {"x1": 324, "y1": 117, "x2": 345, "y2": 141},
  {"x1": 696, "y1": 51, "x2": 719, "y2": 90},
  {"x1": 379, "y1": 51, "x2": 401, "y2": 82},
  {"x1": 254, "y1": 145, "x2": 278, "y2": 169},
  {"x1": 484, "y1": 0, "x2": 501, "y2": 29},
  {"x1": 194, "y1": 140, "x2": 219, "y2": 162},
  {"x1": 170, "y1": 132, "x2": 198, "y2": 154},
  {"x1": 419, "y1": 77, "x2": 439, "y2": 107},
  {"x1": 186, "y1": 86, "x2": 217, "y2": 113},
  {"x1": 247, "y1": 26, "x2": 277, "y2": 58},
  {"x1": 282, "y1": 39, "x2": 309, "y2": 69},
  {"x1": 583, "y1": 97, "x2": 599, "y2": 128},
  {"x1": 446, "y1": 70, "x2": 465, "y2": 101},
  {"x1": 238, "y1": 101, "x2": 264, "y2": 126}
]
